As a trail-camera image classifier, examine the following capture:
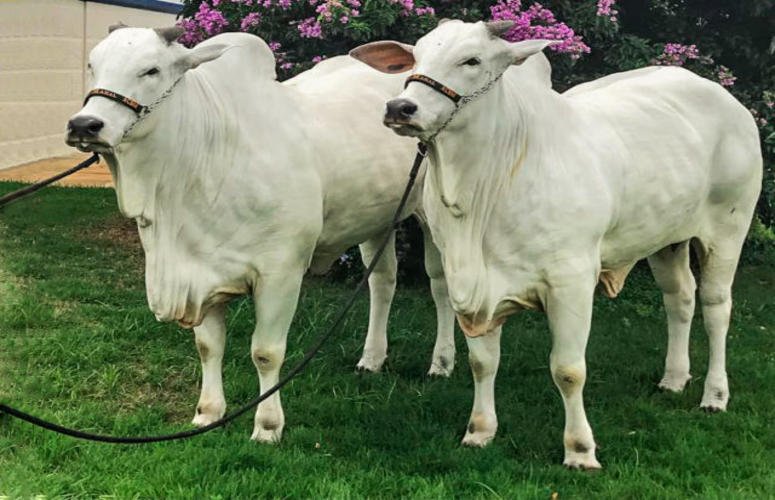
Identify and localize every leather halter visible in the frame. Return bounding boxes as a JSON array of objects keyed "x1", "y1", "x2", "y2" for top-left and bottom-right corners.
[
  {"x1": 404, "y1": 70, "x2": 505, "y2": 142},
  {"x1": 83, "y1": 88, "x2": 147, "y2": 115},
  {"x1": 405, "y1": 74, "x2": 462, "y2": 104}
]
